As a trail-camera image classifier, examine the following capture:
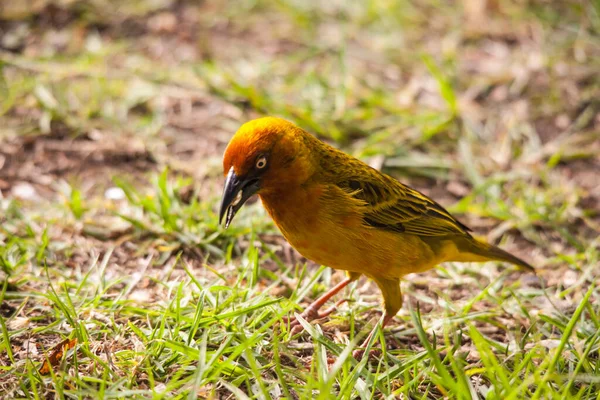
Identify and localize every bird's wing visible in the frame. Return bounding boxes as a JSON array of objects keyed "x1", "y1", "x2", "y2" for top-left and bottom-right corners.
[{"x1": 337, "y1": 173, "x2": 472, "y2": 237}]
